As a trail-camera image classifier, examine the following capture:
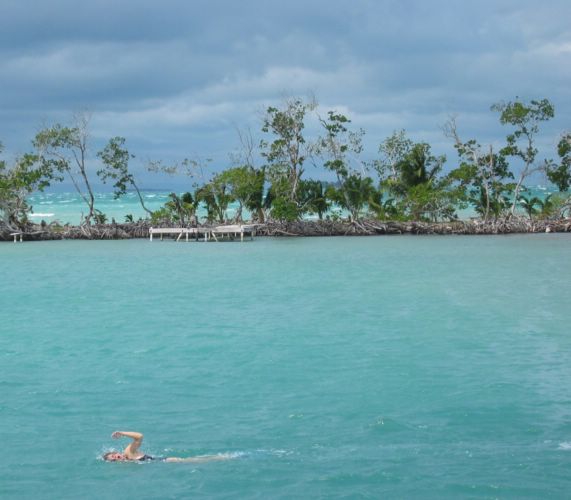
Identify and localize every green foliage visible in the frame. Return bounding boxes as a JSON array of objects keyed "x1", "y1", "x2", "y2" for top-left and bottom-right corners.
[
  {"x1": 538, "y1": 193, "x2": 570, "y2": 219},
  {"x1": 97, "y1": 137, "x2": 152, "y2": 216},
  {"x1": 299, "y1": 179, "x2": 329, "y2": 219},
  {"x1": 97, "y1": 137, "x2": 133, "y2": 198},
  {"x1": 517, "y1": 194, "x2": 542, "y2": 220},
  {"x1": 33, "y1": 114, "x2": 96, "y2": 224},
  {"x1": 268, "y1": 195, "x2": 300, "y2": 222},
  {"x1": 3, "y1": 95, "x2": 570, "y2": 230},
  {"x1": 376, "y1": 136, "x2": 453, "y2": 221},
  {"x1": 493, "y1": 97, "x2": 553, "y2": 167},
  {"x1": 325, "y1": 175, "x2": 378, "y2": 221},
  {"x1": 152, "y1": 192, "x2": 198, "y2": 225},
  {"x1": 262, "y1": 178, "x2": 298, "y2": 221},
  {"x1": 216, "y1": 166, "x2": 265, "y2": 221},
  {"x1": 446, "y1": 135, "x2": 514, "y2": 221},
  {"x1": 0, "y1": 151, "x2": 55, "y2": 228},
  {"x1": 395, "y1": 182, "x2": 458, "y2": 222},
  {"x1": 374, "y1": 130, "x2": 413, "y2": 180},
  {"x1": 546, "y1": 133, "x2": 571, "y2": 192},
  {"x1": 493, "y1": 98, "x2": 554, "y2": 130},
  {"x1": 261, "y1": 97, "x2": 316, "y2": 207},
  {"x1": 471, "y1": 185, "x2": 512, "y2": 220},
  {"x1": 150, "y1": 207, "x2": 171, "y2": 225},
  {"x1": 492, "y1": 98, "x2": 555, "y2": 215},
  {"x1": 316, "y1": 111, "x2": 369, "y2": 220},
  {"x1": 517, "y1": 192, "x2": 568, "y2": 220},
  {"x1": 93, "y1": 210, "x2": 108, "y2": 224},
  {"x1": 393, "y1": 142, "x2": 445, "y2": 193},
  {"x1": 366, "y1": 188, "x2": 399, "y2": 220},
  {"x1": 33, "y1": 124, "x2": 81, "y2": 160},
  {"x1": 195, "y1": 175, "x2": 234, "y2": 223}
]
